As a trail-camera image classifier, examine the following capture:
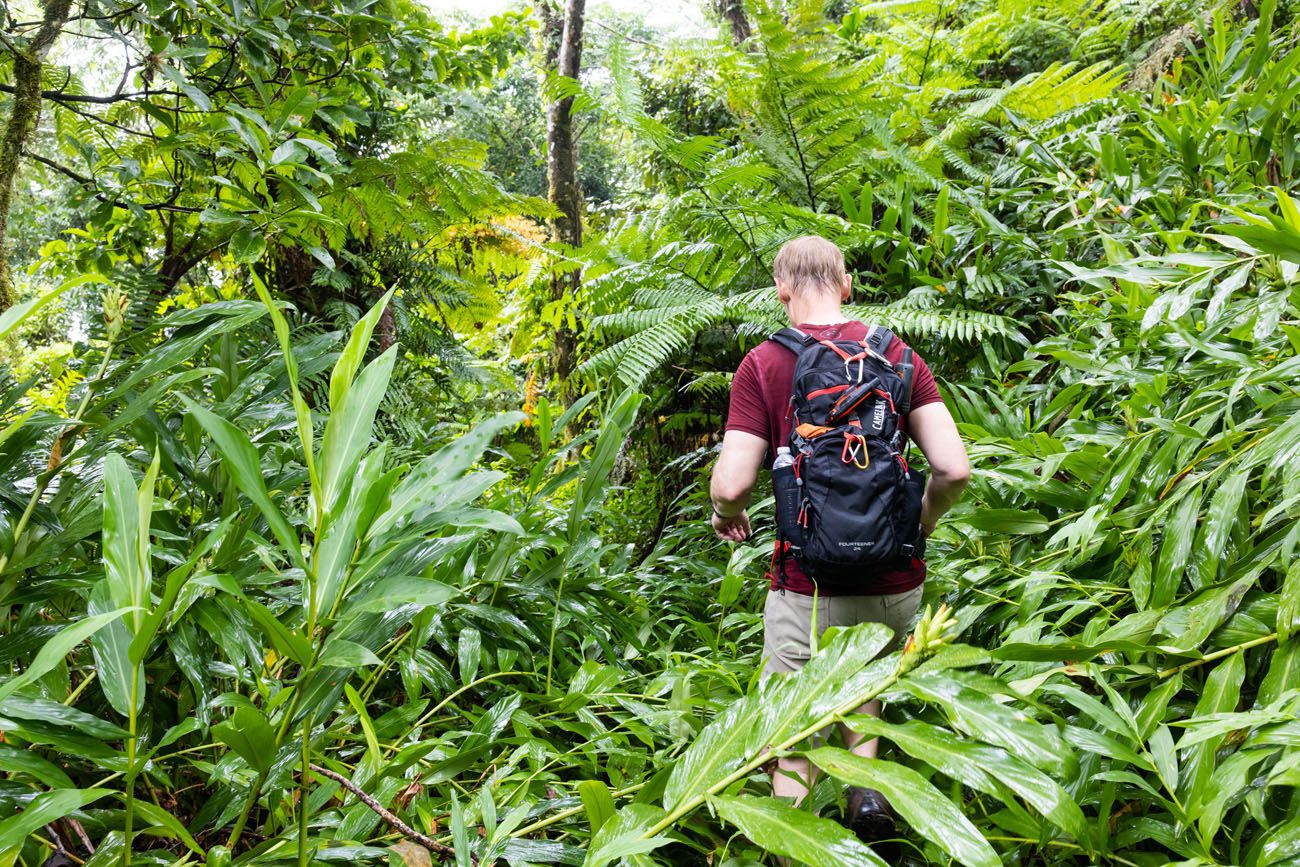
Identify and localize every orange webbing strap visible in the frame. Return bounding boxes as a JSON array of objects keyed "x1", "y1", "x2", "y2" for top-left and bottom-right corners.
[
  {"x1": 818, "y1": 339, "x2": 853, "y2": 361},
  {"x1": 796, "y1": 423, "x2": 834, "y2": 439}
]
